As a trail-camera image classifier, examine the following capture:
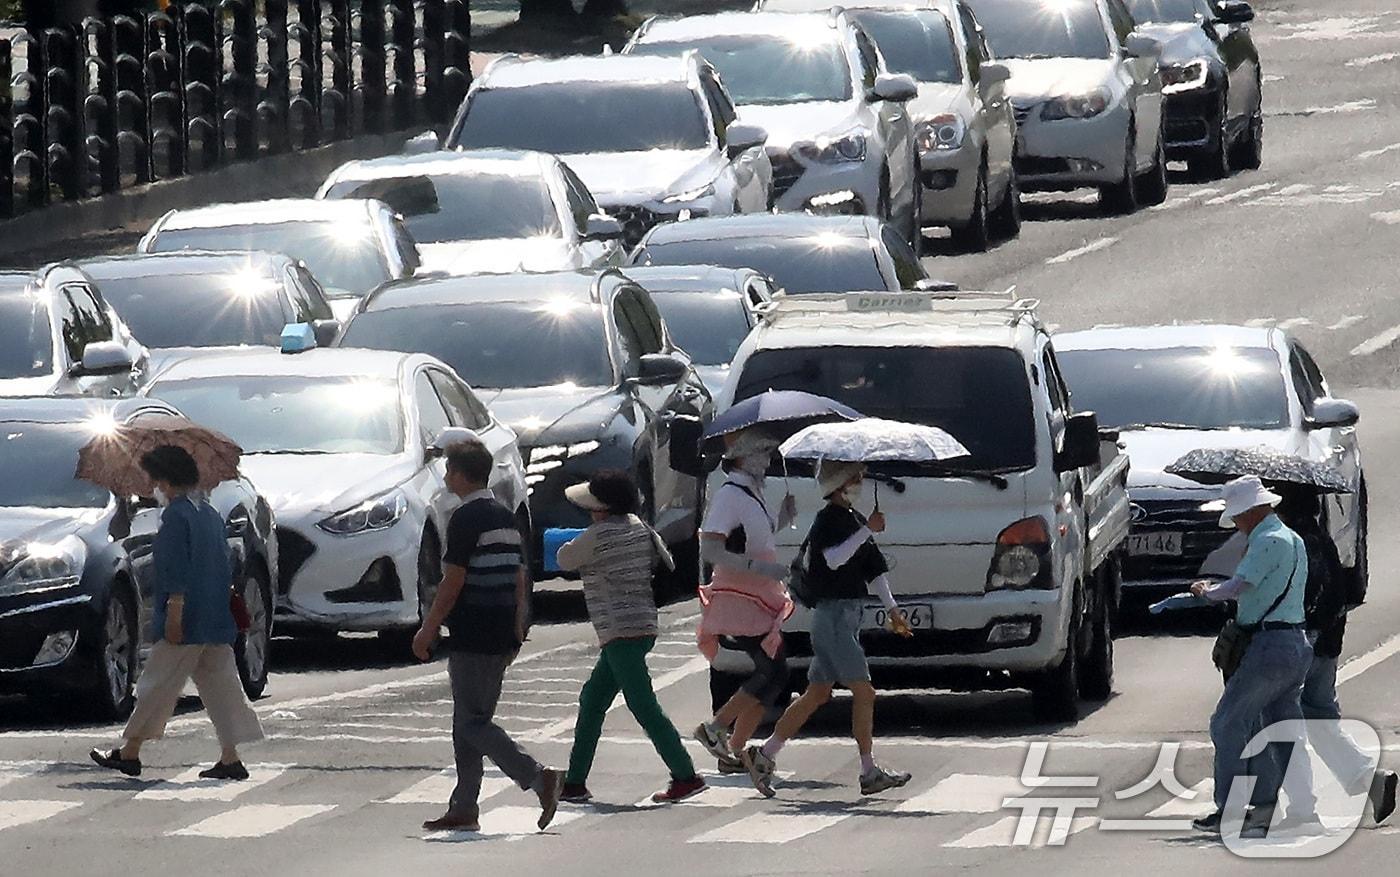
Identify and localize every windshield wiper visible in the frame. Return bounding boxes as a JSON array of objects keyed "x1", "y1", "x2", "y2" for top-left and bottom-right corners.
[
  {"x1": 918, "y1": 462, "x2": 1010, "y2": 490},
  {"x1": 1115, "y1": 421, "x2": 1207, "y2": 431}
]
